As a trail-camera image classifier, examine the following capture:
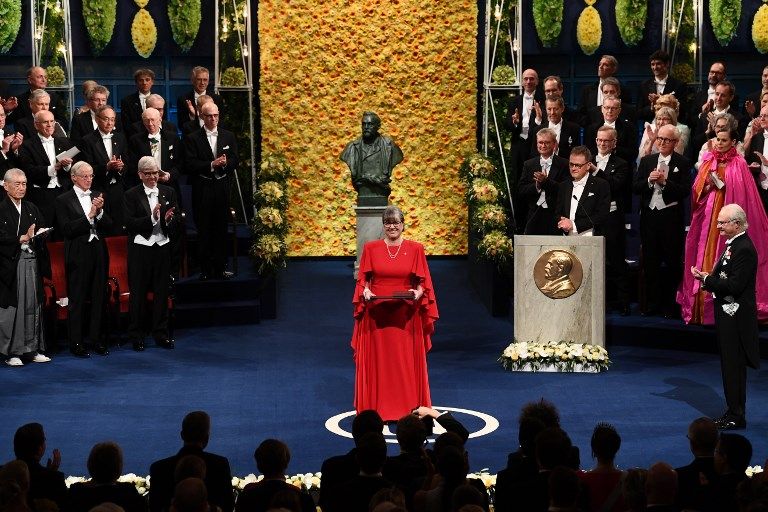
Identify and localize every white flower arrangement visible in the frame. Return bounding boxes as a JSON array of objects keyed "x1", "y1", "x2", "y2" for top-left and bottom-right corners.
[
  {"x1": 467, "y1": 468, "x2": 496, "y2": 490},
  {"x1": 499, "y1": 340, "x2": 611, "y2": 372},
  {"x1": 746, "y1": 465, "x2": 764, "y2": 478}
]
